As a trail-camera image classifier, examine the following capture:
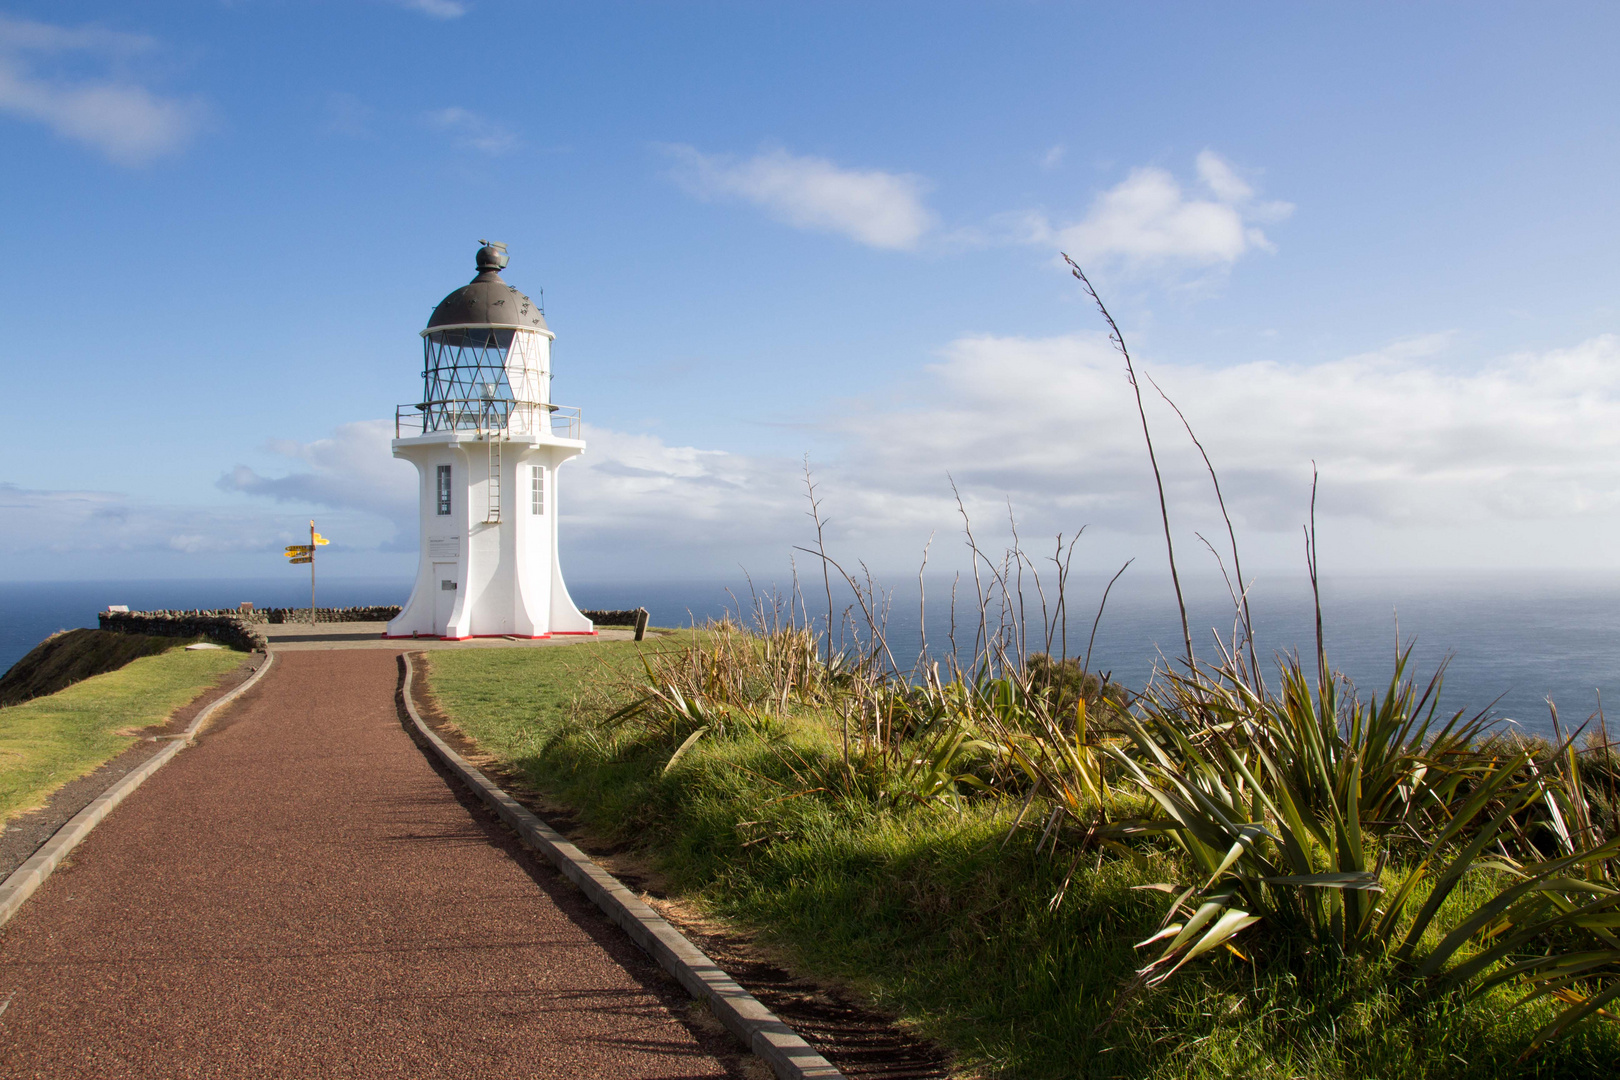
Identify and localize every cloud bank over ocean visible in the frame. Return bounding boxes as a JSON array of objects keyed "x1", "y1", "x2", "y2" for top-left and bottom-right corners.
[{"x1": 7, "y1": 331, "x2": 1619, "y2": 580}]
